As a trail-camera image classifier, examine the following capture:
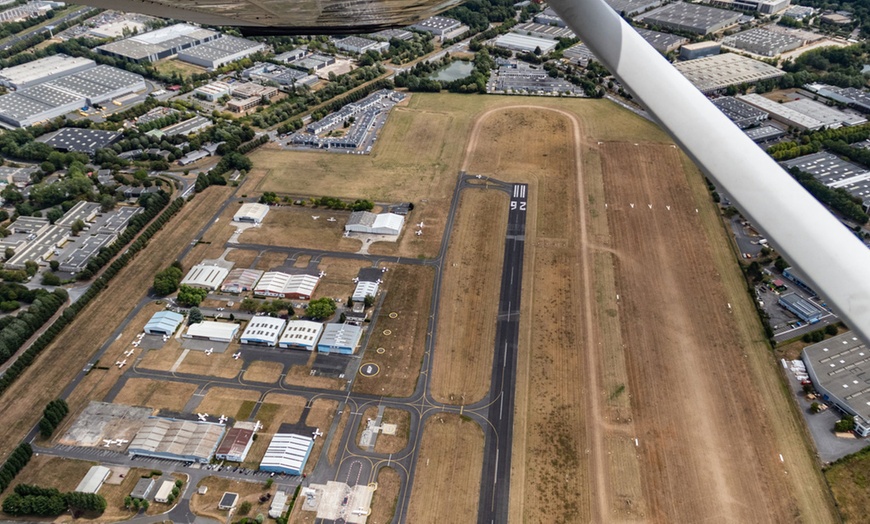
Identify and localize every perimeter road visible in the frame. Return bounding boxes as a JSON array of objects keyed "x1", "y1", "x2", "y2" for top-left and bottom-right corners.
[{"x1": 478, "y1": 183, "x2": 528, "y2": 524}]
